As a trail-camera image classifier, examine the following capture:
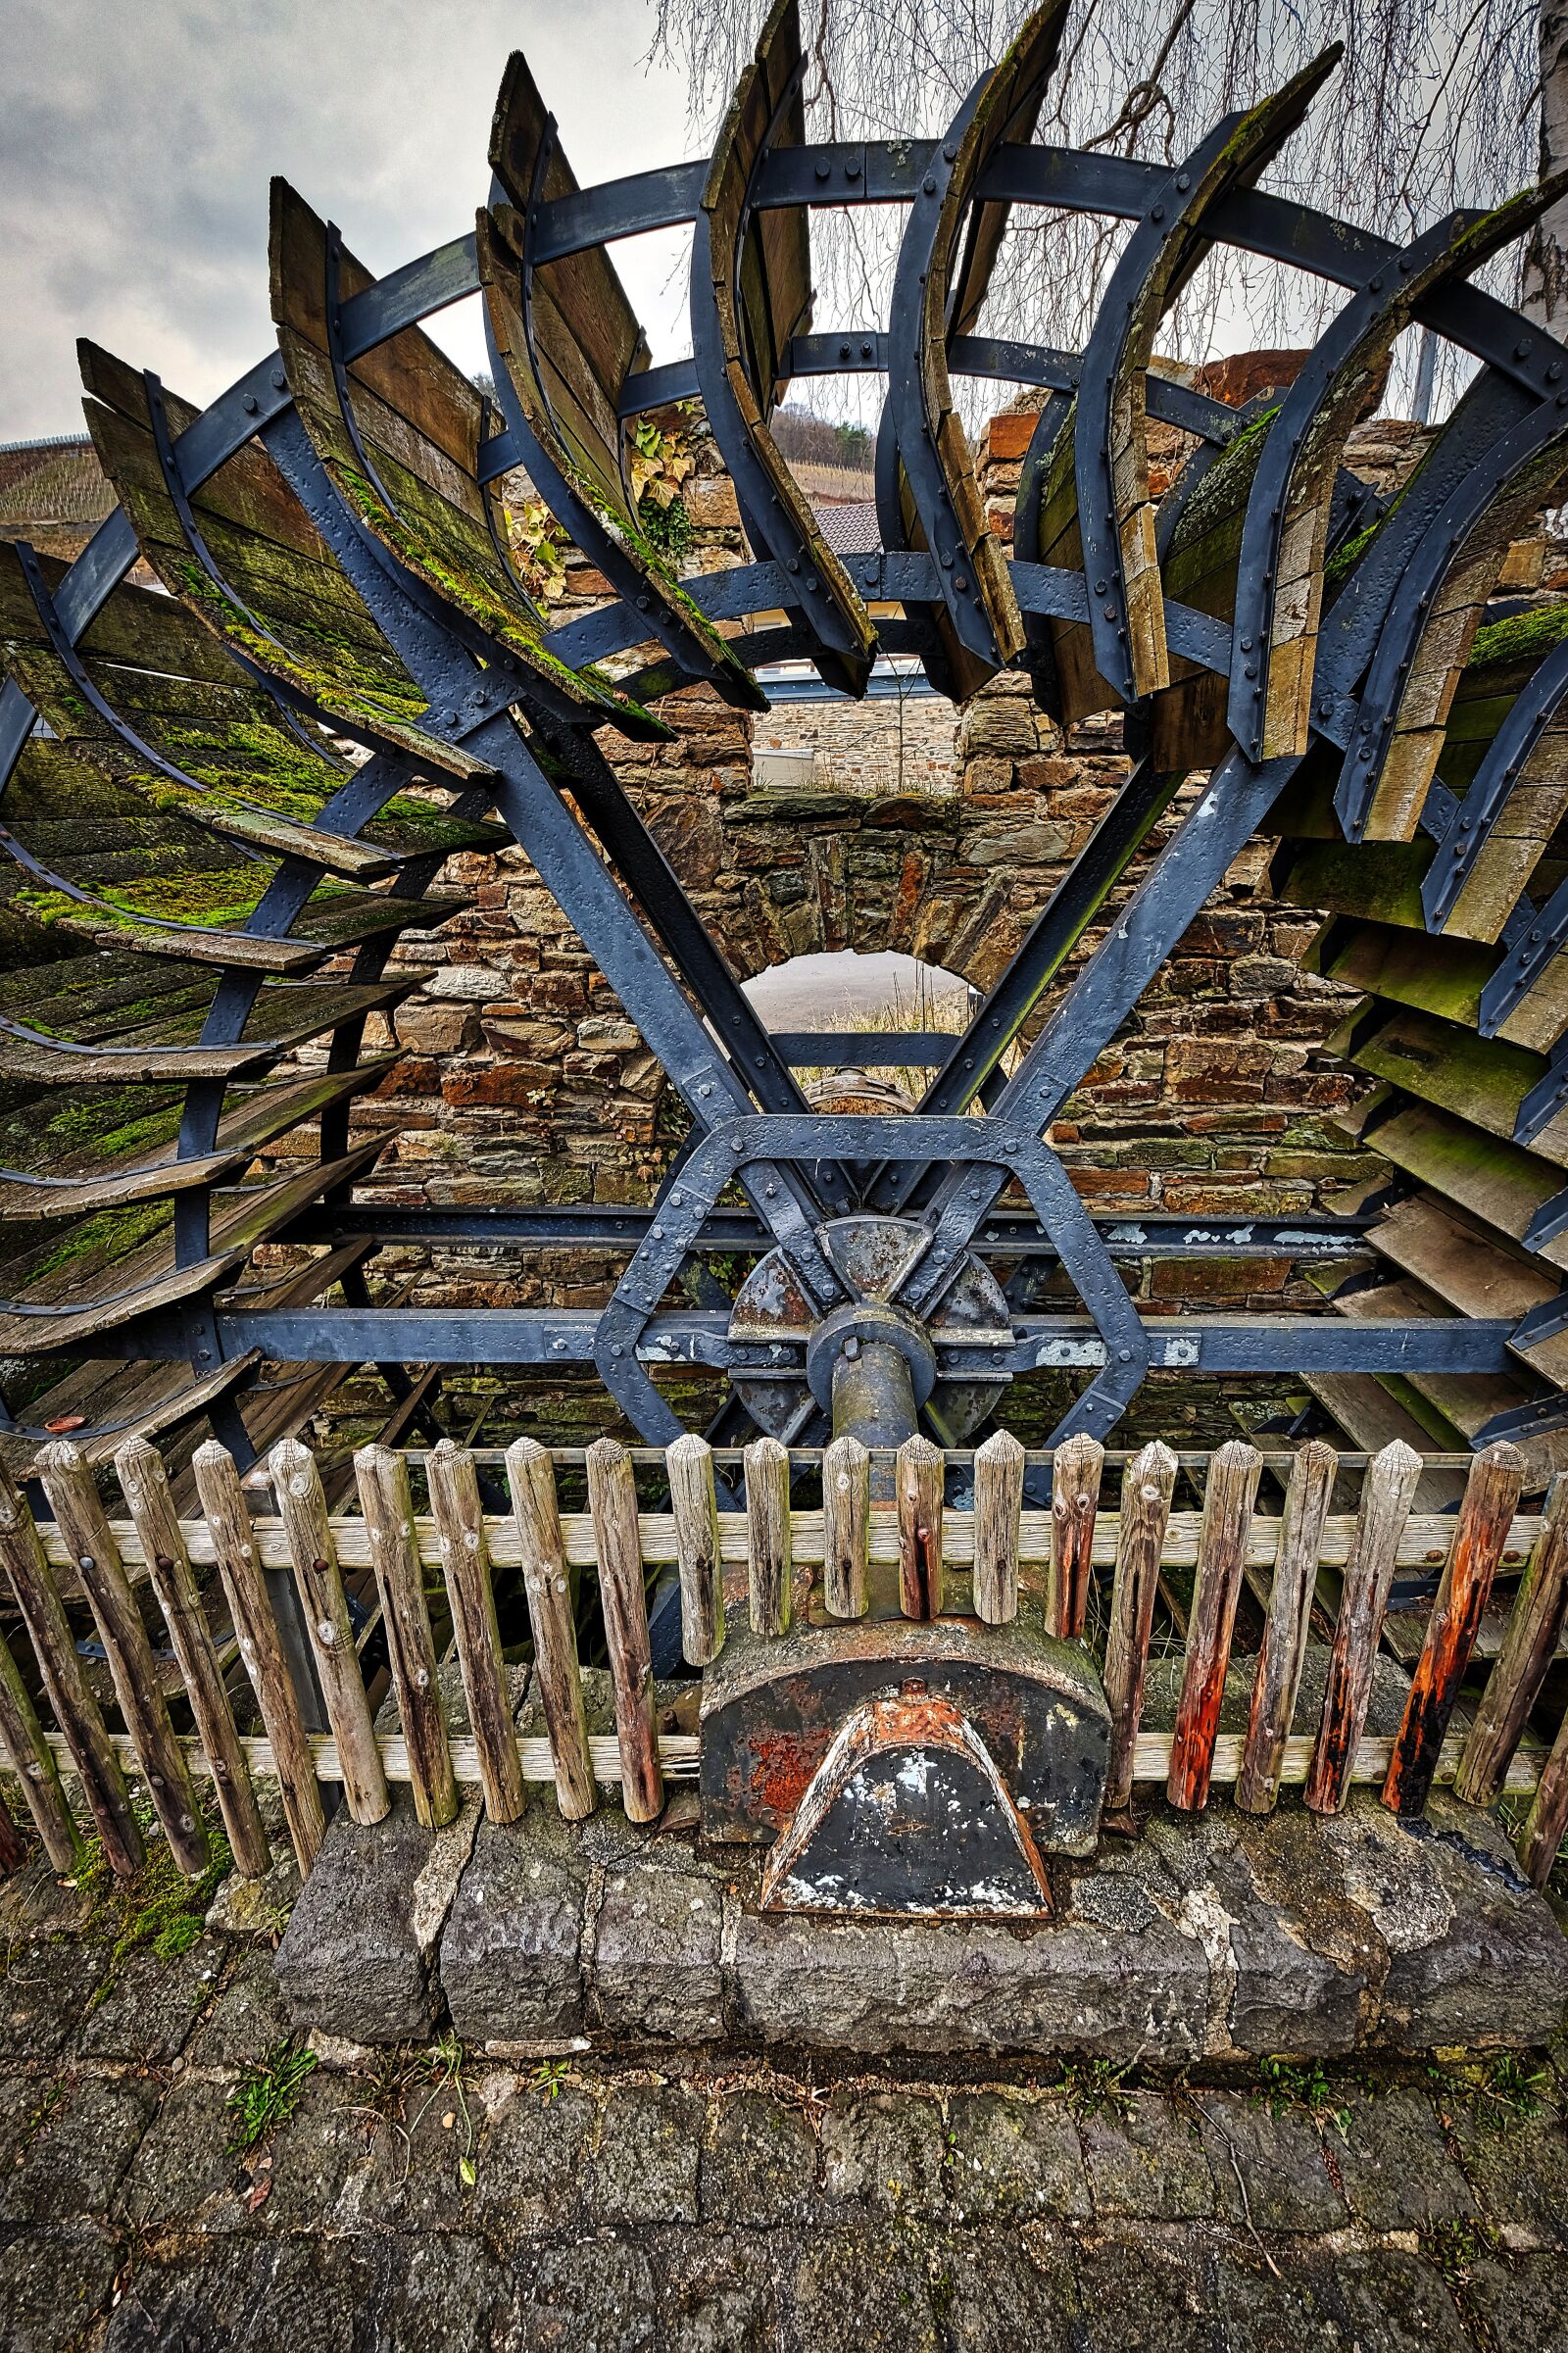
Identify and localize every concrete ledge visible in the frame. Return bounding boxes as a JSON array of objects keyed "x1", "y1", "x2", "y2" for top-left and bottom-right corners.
[
  {"x1": 277, "y1": 1668, "x2": 1568, "y2": 2060},
  {"x1": 421, "y1": 1784, "x2": 1568, "y2": 2061},
  {"x1": 274, "y1": 1790, "x2": 480, "y2": 2043}
]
